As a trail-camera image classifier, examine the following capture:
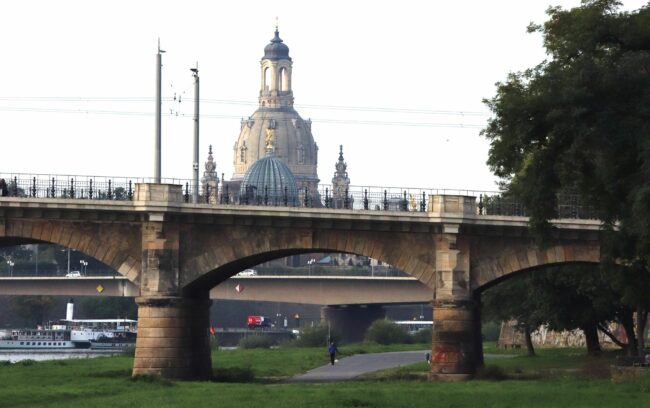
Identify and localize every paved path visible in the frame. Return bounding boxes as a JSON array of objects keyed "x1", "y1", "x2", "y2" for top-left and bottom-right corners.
[{"x1": 289, "y1": 350, "x2": 429, "y2": 383}]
